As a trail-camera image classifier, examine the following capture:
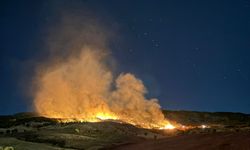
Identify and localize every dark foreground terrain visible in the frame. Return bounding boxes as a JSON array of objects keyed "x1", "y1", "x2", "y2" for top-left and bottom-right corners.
[
  {"x1": 0, "y1": 111, "x2": 250, "y2": 150},
  {"x1": 114, "y1": 132, "x2": 250, "y2": 150}
]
